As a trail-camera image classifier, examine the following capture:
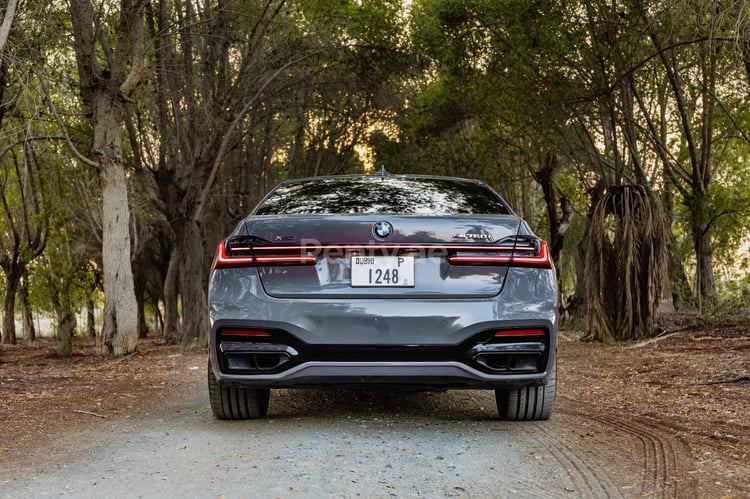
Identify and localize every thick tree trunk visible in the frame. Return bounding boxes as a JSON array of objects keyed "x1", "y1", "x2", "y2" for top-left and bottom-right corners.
[
  {"x1": 662, "y1": 167, "x2": 695, "y2": 311},
  {"x1": 69, "y1": 0, "x2": 145, "y2": 355},
  {"x1": 1, "y1": 269, "x2": 19, "y2": 344},
  {"x1": 97, "y1": 101, "x2": 139, "y2": 354},
  {"x1": 56, "y1": 307, "x2": 77, "y2": 357},
  {"x1": 668, "y1": 255, "x2": 696, "y2": 311},
  {"x1": 692, "y1": 222, "x2": 718, "y2": 313},
  {"x1": 686, "y1": 188, "x2": 717, "y2": 313},
  {"x1": 174, "y1": 217, "x2": 209, "y2": 348}
]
